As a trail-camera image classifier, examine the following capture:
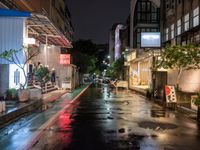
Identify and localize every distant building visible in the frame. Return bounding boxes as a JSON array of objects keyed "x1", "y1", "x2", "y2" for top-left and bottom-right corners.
[
  {"x1": 108, "y1": 23, "x2": 127, "y2": 64},
  {"x1": 125, "y1": 0, "x2": 161, "y2": 91}
]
